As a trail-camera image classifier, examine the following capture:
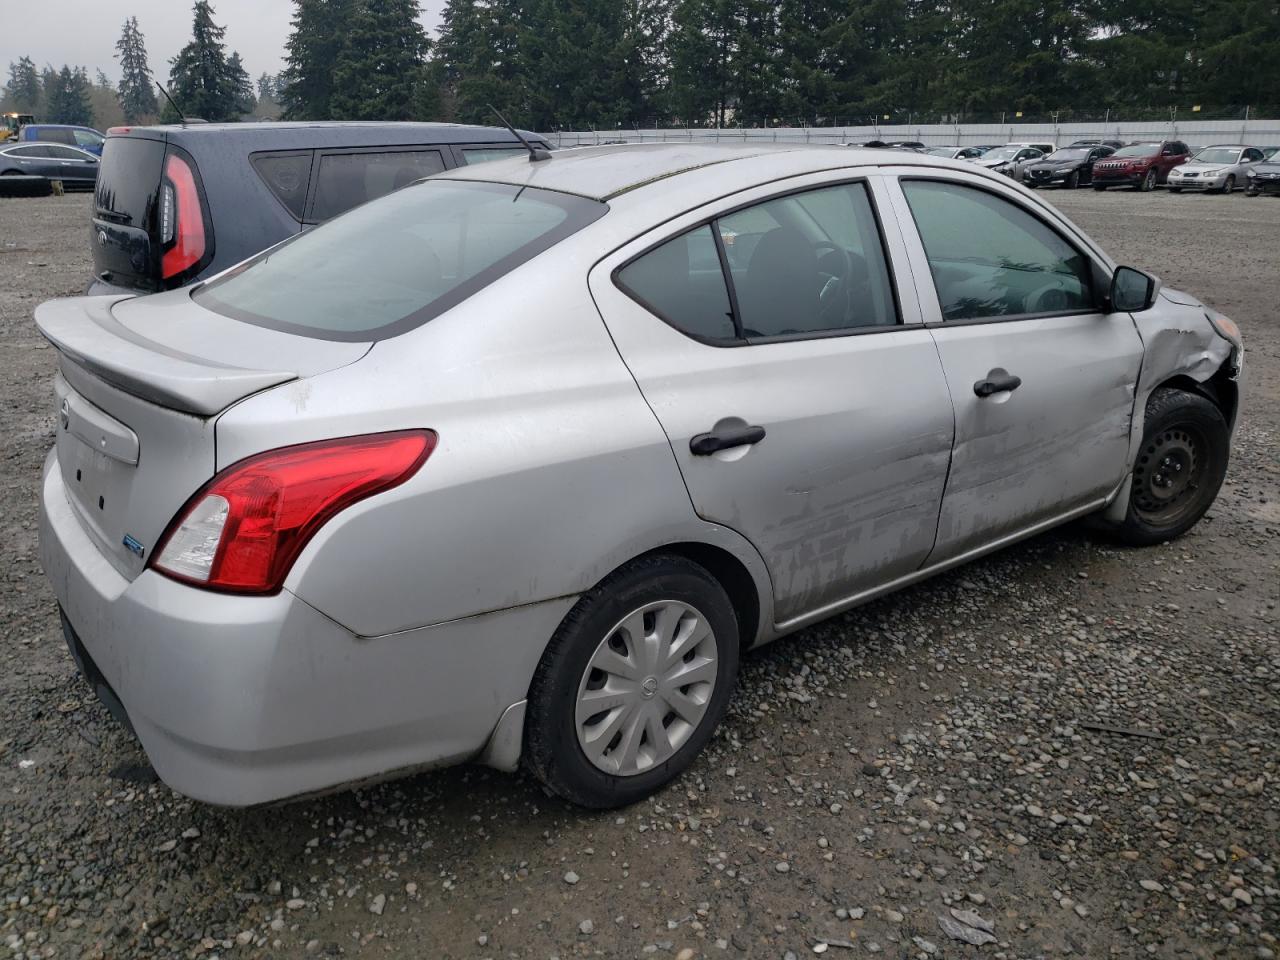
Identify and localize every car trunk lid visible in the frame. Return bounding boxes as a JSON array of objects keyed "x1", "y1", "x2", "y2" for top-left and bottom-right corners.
[{"x1": 37, "y1": 292, "x2": 370, "y2": 577}]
